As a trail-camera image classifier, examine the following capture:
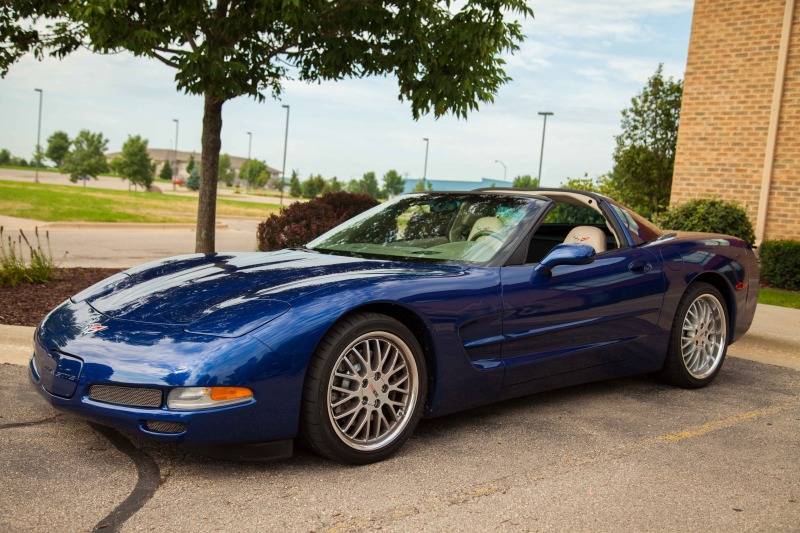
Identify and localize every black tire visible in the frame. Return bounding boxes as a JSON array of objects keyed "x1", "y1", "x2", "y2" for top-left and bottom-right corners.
[
  {"x1": 300, "y1": 312, "x2": 427, "y2": 464},
  {"x1": 660, "y1": 282, "x2": 730, "y2": 388}
]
